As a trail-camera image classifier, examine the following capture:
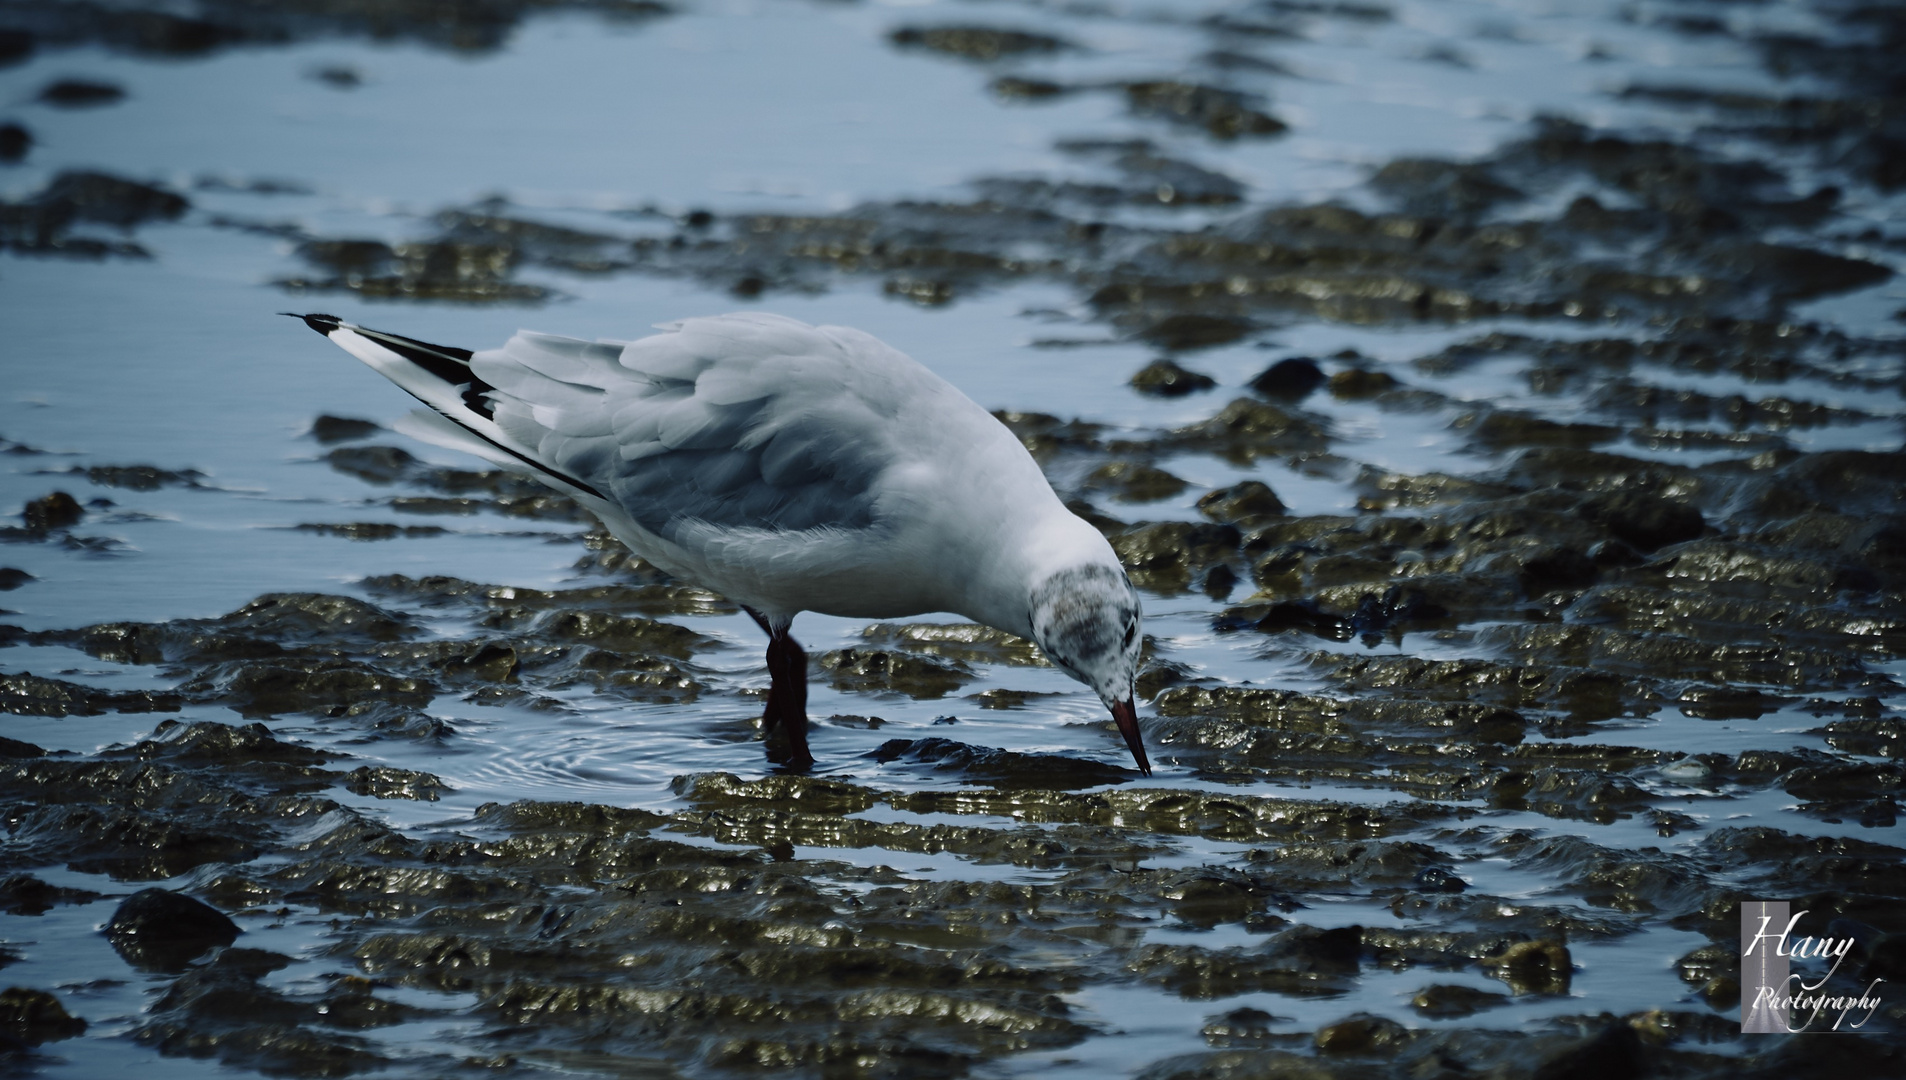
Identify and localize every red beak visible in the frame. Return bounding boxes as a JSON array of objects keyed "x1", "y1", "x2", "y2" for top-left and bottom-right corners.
[{"x1": 1110, "y1": 699, "x2": 1151, "y2": 776}]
